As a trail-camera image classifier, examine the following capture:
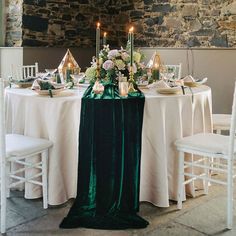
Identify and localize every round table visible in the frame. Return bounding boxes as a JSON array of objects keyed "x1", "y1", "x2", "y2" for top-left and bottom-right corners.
[
  {"x1": 140, "y1": 85, "x2": 212, "y2": 207},
  {"x1": 5, "y1": 85, "x2": 212, "y2": 206}
]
